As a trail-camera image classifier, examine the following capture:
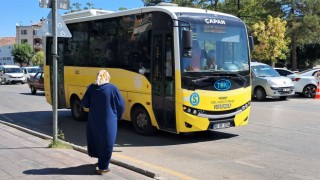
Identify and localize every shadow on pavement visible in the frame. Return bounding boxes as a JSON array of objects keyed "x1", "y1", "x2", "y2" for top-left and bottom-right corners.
[
  {"x1": 0, "y1": 111, "x2": 238, "y2": 148},
  {"x1": 23, "y1": 164, "x2": 96, "y2": 175},
  {"x1": 20, "y1": 92, "x2": 45, "y2": 96}
]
